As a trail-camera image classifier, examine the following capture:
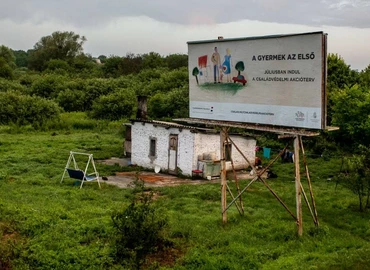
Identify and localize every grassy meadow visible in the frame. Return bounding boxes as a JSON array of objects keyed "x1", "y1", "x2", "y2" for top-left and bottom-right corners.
[{"x1": 1, "y1": 113, "x2": 370, "y2": 269}]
